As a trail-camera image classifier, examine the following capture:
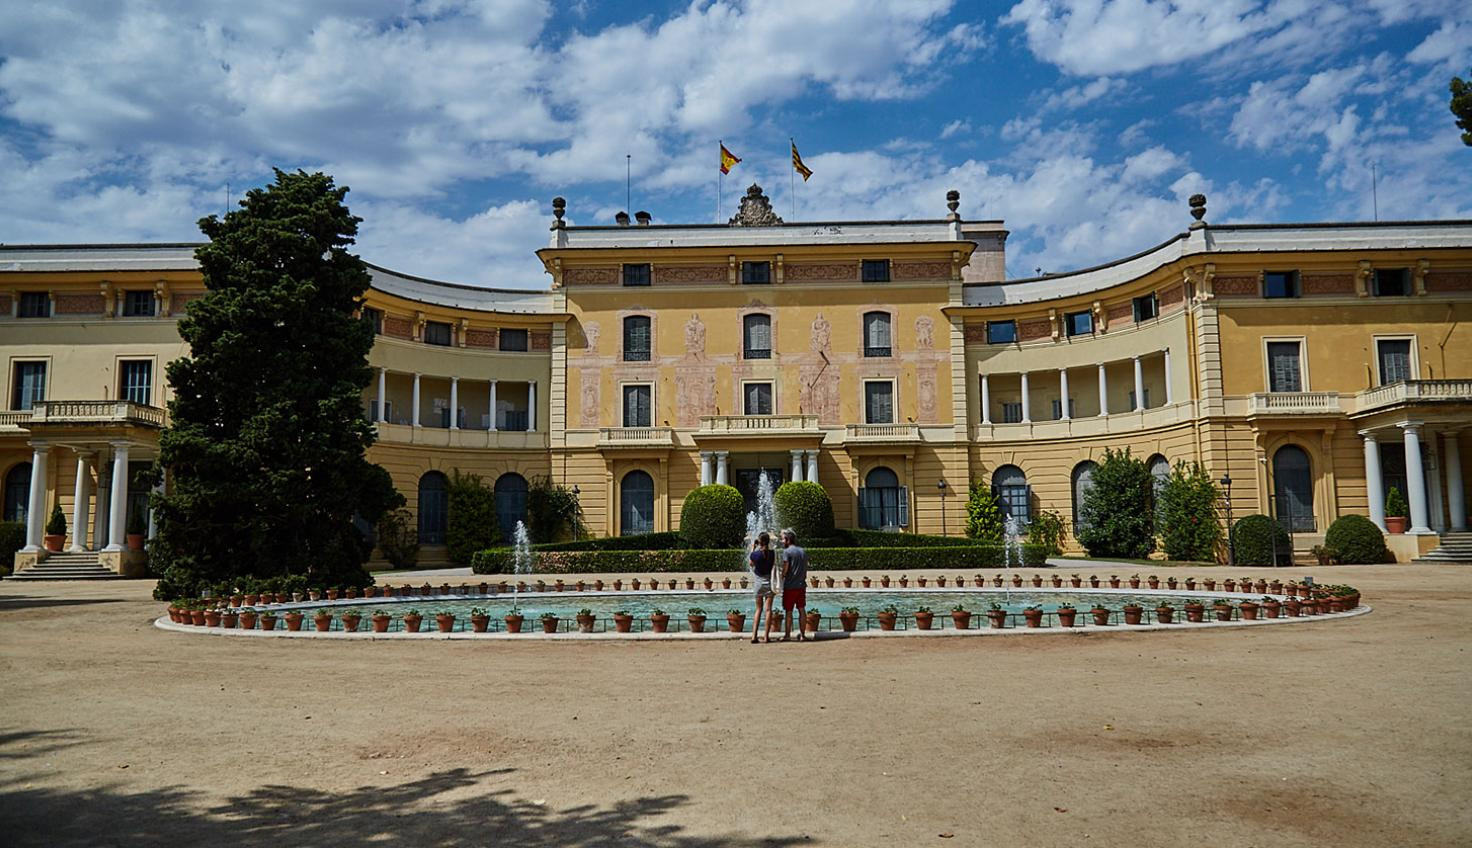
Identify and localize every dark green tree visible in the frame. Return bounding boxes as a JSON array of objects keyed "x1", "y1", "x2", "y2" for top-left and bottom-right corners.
[
  {"x1": 1156, "y1": 461, "x2": 1222, "y2": 562},
  {"x1": 964, "y1": 481, "x2": 1004, "y2": 542},
  {"x1": 526, "y1": 476, "x2": 586, "y2": 543},
  {"x1": 1076, "y1": 447, "x2": 1156, "y2": 559},
  {"x1": 150, "y1": 169, "x2": 401, "y2": 598},
  {"x1": 447, "y1": 470, "x2": 499, "y2": 566},
  {"x1": 1451, "y1": 73, "x2": 1472, "y2": 146}
]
